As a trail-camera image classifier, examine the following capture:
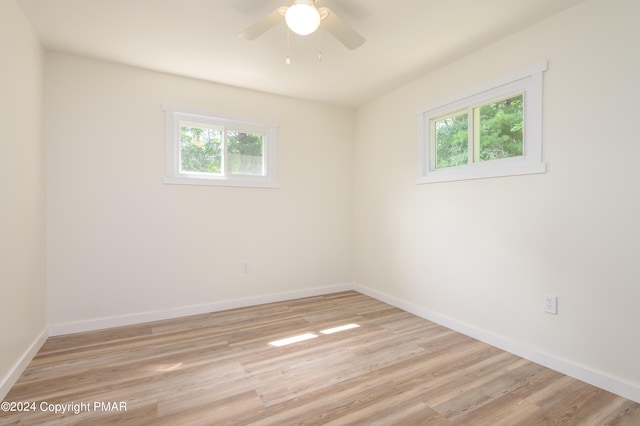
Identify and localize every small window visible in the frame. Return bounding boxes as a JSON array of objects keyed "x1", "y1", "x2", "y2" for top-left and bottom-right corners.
[
  {"x1": 164, "y1": 105, "x2": 278, "y2": 187},
  {"x1": 417, "y1": 62, "x2": 547, "y2": 183}
]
